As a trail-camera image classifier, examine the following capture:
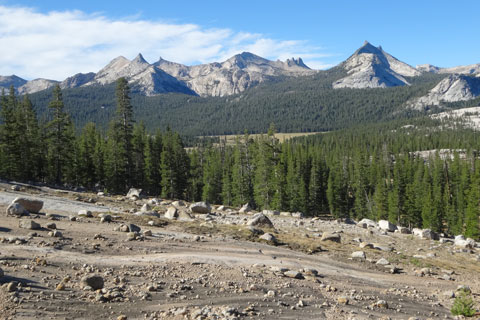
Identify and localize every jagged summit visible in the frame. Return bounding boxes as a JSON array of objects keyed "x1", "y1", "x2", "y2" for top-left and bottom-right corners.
[
  {"x1": 154, "y1": 52, "x2": 314, "y2": 97},
  {"x1": 285, "y1": 57, "x2": 310, "y2": 69},
  {"x1": 333, "y1": 41, "x2": 420, "y2": 89},
  {"x1": 133, "y1": 53, "x2": 148, "y2": 64}
]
